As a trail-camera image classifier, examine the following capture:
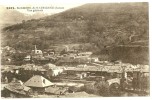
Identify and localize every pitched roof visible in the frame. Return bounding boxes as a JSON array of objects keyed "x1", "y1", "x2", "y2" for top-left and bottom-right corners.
[
  {"x1": 134, "y1": 65, "x2": 149, "y2": 72},
  {"x1": 102, "y1": 65, "x2": 122, "y2": 73},
  {"x1": 43, "y1": 63, "x2": 56, "y2": 69},
  {"x1": 24, "y1": 75, "x2": 54, "y2": 88},
  {"x1": 4, "y1": 80, "x2": 31, "y2": 96}
]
